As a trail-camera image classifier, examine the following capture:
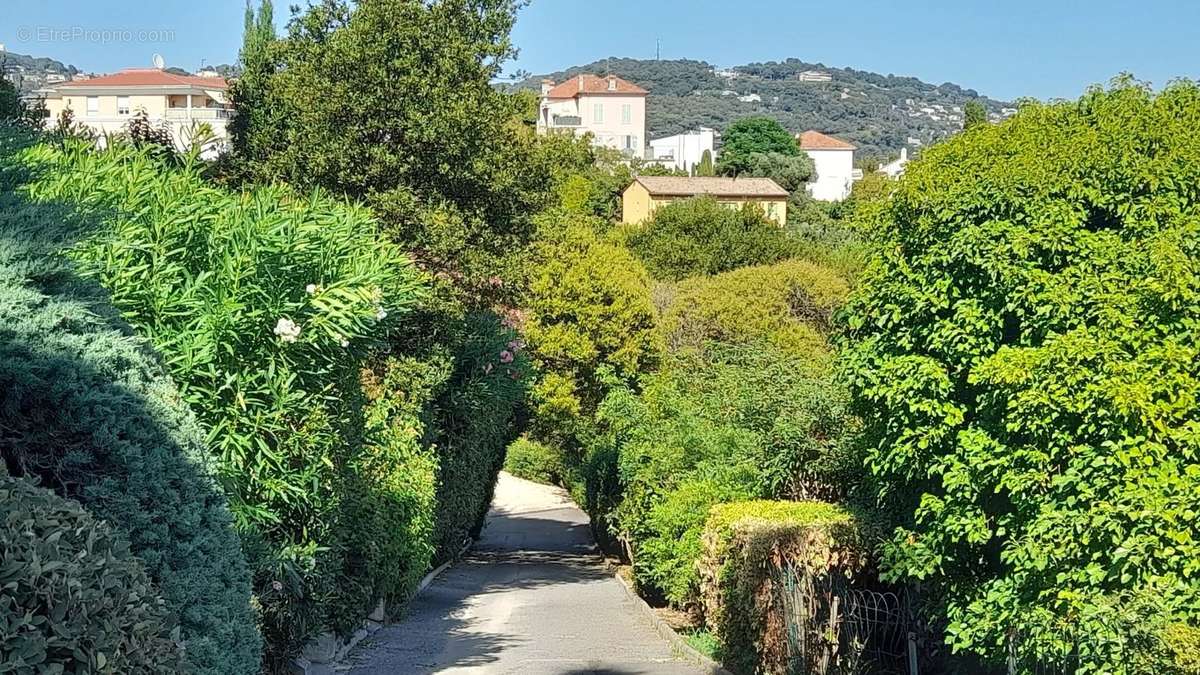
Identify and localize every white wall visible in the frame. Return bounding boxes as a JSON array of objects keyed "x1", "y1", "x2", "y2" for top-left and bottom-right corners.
[
  {"x1": 539, "y1": 94, "x2": 646, "y2": 156},
  {"x1": 805, "y1": 148, "x2": 855, "y2": 201},
  {"x1": 649, "y1": 128, "x2": 716, "y2": 173}
]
